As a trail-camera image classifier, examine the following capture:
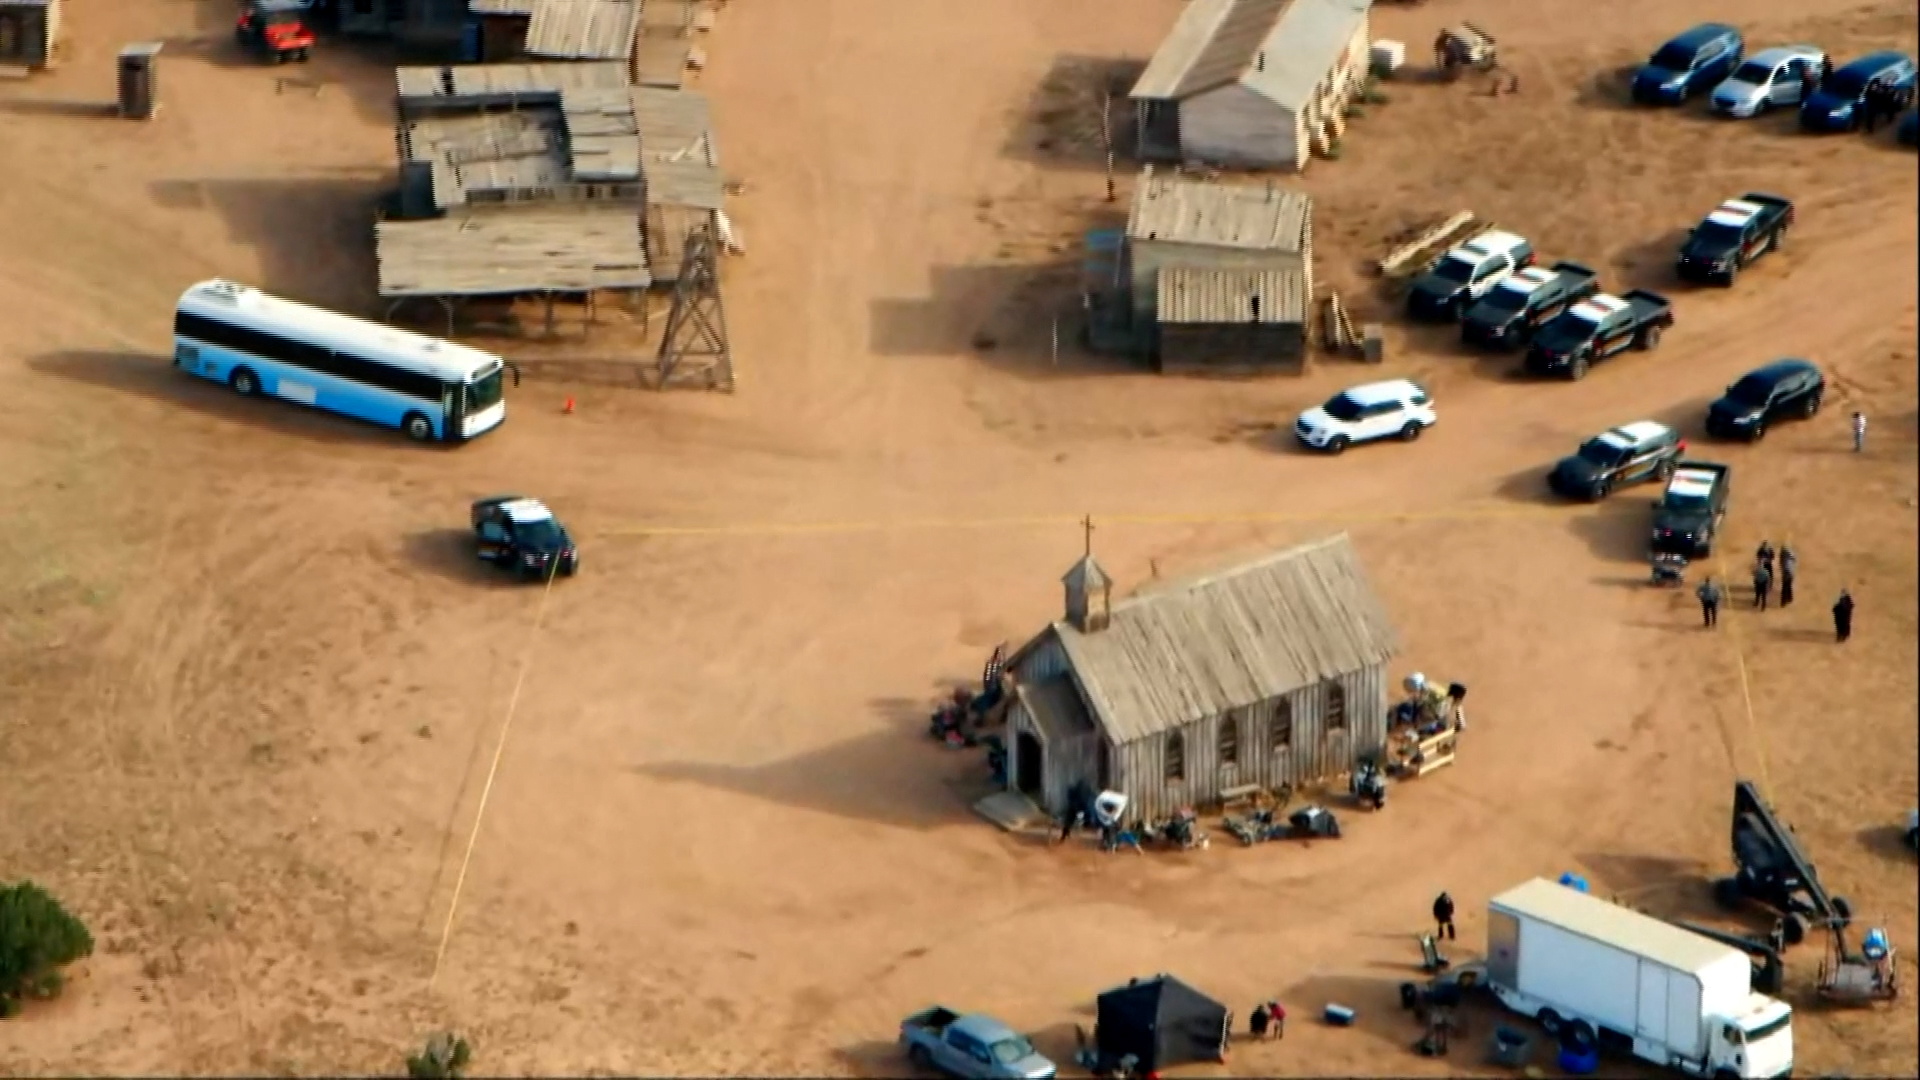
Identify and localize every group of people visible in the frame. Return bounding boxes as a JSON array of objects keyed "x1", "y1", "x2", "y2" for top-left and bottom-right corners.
[
  {"x1": 1695, "y1": 542, "x2": 1854, "y2": 642},
  {"x1": 1859, "y1": 74, "x2": 1915, "y2": 135}
]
